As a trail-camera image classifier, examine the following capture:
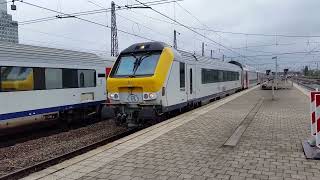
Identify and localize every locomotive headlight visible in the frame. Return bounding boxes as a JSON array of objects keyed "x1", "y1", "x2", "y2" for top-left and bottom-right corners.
[
  {"x1": 143, "y1": 92, "x2": 157, "y2": 101},
  {"x1": 109, "y1": 93, "x2": 120, "y2": 100},
  {"x1": 149, "y1": 93, "x2": 157, "y2": 100}
]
